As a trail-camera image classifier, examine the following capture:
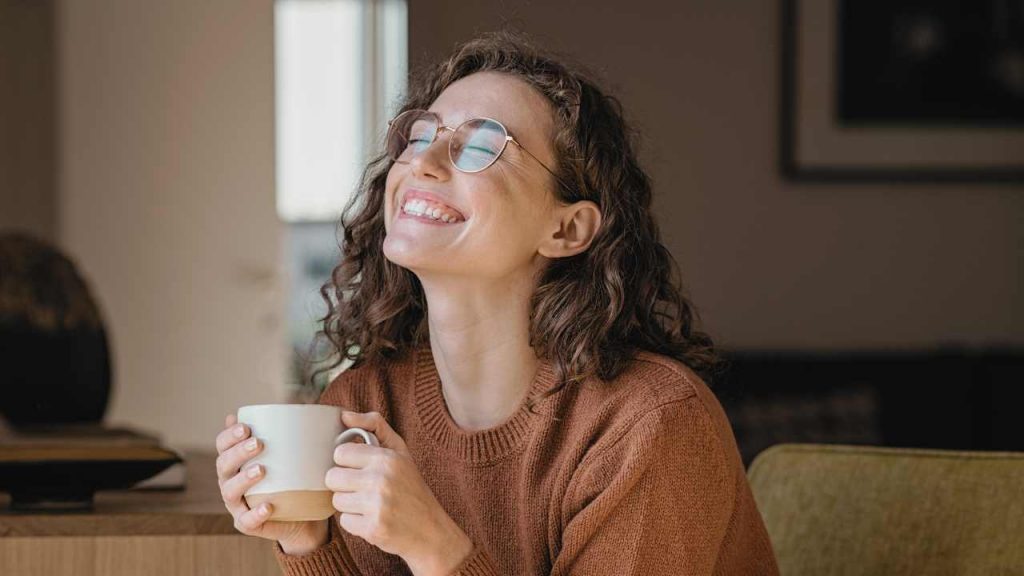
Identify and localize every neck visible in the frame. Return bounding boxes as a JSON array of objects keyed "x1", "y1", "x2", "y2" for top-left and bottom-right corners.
[{"x1": 418, "y1": 273, "x2": 540, "y2": 431}]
